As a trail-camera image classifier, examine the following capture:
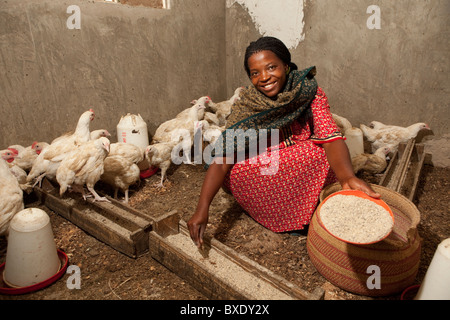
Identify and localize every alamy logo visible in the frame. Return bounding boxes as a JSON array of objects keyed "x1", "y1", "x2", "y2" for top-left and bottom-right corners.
[
  {"x1": 66, "y1": 5, "x2": 81, "y2": 30},
  {"x1": 366, "y1": 265, "x2": 381, "y2": 290},
  {"x1": 66, "y1": 265, "x2": 81, "y2": 289},
  {"x1": 367, "y1": 5, "x2": 381, "y2": 30}
]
